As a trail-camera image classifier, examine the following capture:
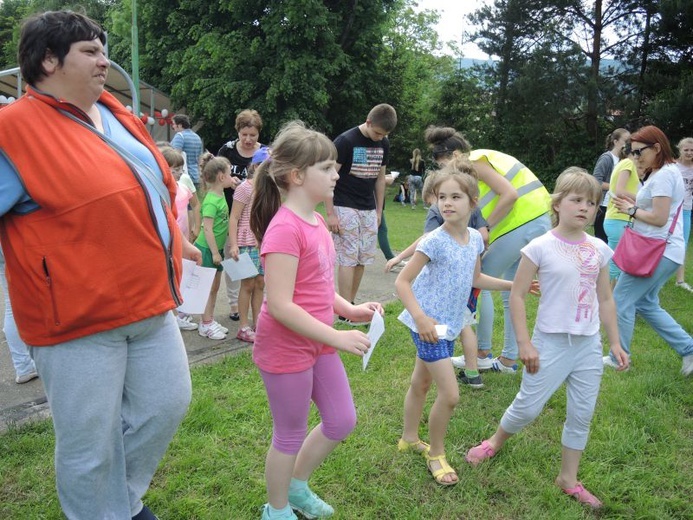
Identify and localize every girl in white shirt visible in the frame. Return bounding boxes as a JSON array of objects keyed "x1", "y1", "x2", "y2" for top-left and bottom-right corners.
[{"x1": 465, "y1": 168, "x2": 629, "y2": 509}]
